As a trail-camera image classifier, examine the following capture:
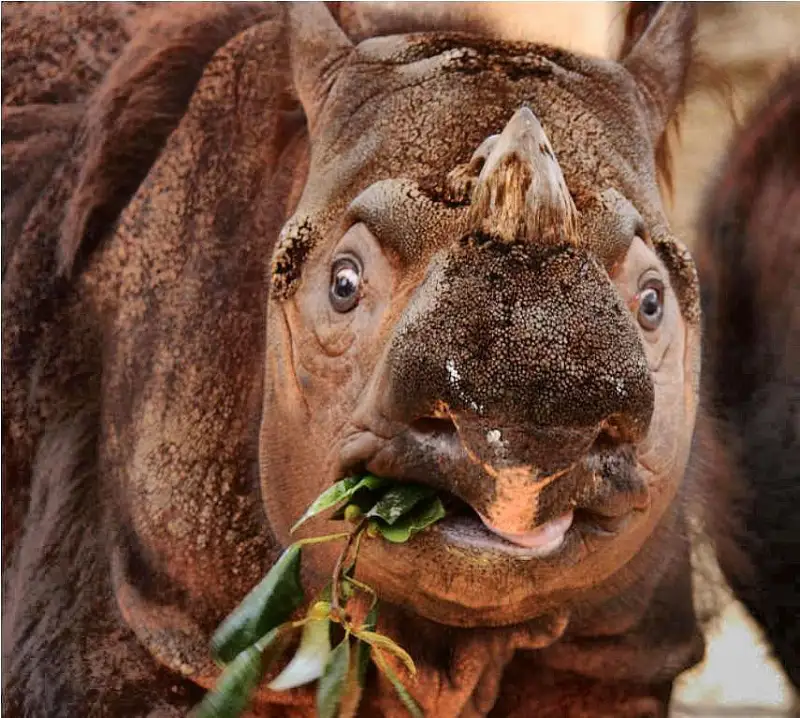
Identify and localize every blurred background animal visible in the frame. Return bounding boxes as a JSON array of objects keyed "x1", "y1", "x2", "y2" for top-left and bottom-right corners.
[{"x1": 694, "y1": 61, "x2": 800, "y2": 696}]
